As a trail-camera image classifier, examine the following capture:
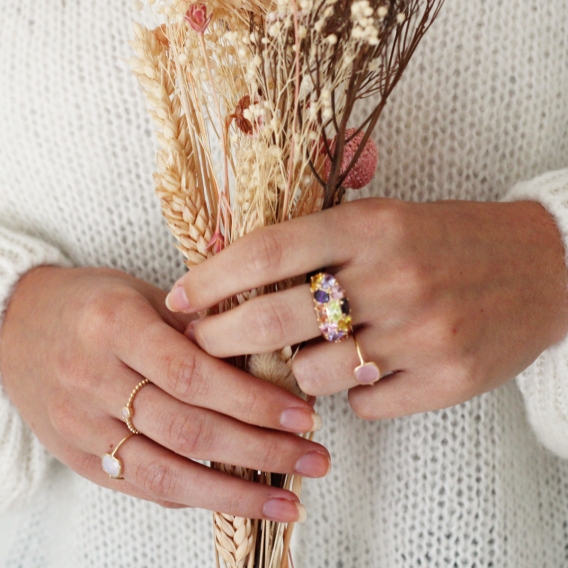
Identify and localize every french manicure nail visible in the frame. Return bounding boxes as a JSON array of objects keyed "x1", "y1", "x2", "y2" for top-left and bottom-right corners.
[
  {"x1": 262, "y1": 499, "x2": 307, "y2": 524},
  {"x1": 165, "y1": 285, "x2": 191, "y2": 312},
  {"x1": 294, "y1": 451, "x2": 331, "y2": 478},
  {"x1": 279, "y1": 408, "x2": 323, "y2": 433}
]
